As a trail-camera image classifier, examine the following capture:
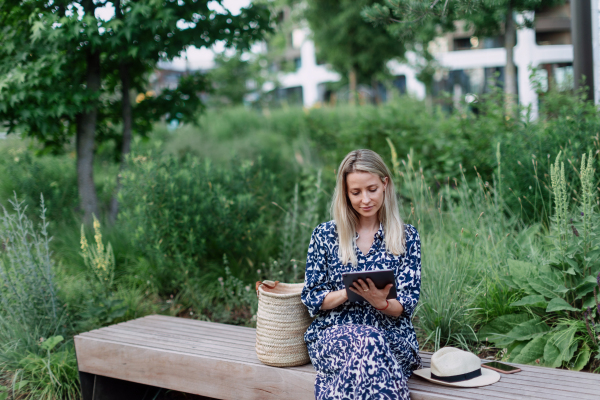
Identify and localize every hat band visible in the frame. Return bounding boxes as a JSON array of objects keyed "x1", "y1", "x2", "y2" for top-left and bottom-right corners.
[{"x1": 431, "y1": 368, "x2": 482, "y2": 383}]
